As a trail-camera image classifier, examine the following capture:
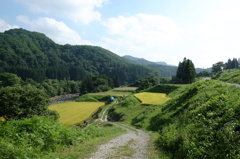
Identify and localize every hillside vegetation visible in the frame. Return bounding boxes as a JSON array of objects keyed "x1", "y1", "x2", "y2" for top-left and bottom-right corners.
[
  {"x1": 109, "y1": 80, "x2": 240, "y2": 158},
  {"x1": 213, "y1": 68, "x2": 240, "y2": 84},
  {"x1": 0, "y1": 116, "x2": 126, "y2": 159},
  {"x1": 0, "y1": 28, "x2": 158, "y2": 84},
  {"x1": 123, "y1": 55, "x2": 177, "y2": 77}
]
